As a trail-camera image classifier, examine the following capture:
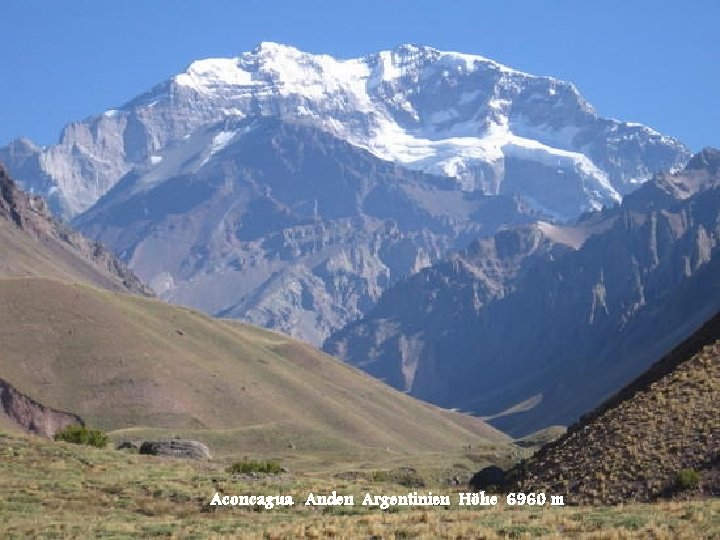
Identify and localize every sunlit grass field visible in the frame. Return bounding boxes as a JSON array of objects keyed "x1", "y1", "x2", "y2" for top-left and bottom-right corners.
[{"x1": 1, "y1": 431, "x2": 718, "y2": 539}]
